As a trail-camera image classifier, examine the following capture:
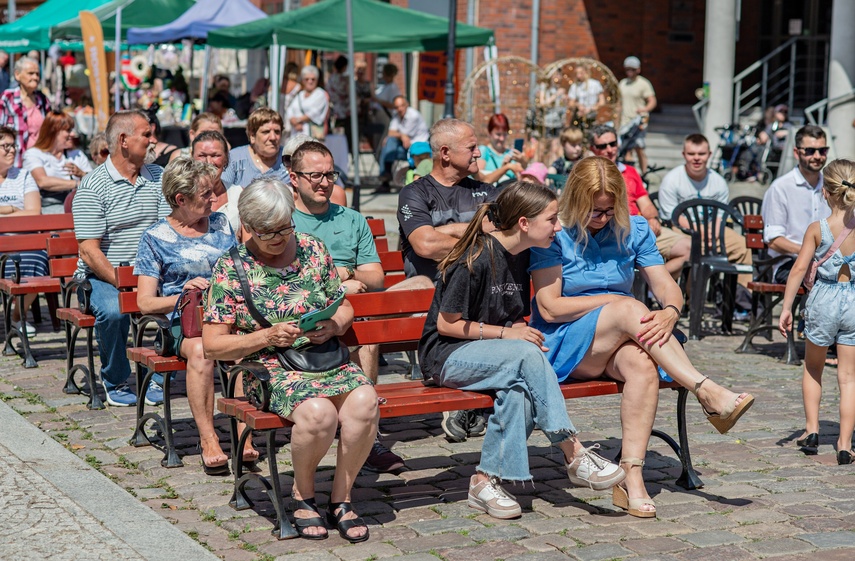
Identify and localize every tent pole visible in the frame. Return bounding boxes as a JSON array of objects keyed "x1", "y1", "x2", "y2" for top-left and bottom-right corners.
[
  {"x1": 201, "y1": 45, "x2": 211, "y2": 111},
  {"x1": 443, "y1": 0, "x2": 458, "y2": 118},
  {"x1": 345, "y1": 0, "x2": 361, "y2": 211},
  {"x1": 114, "y1": 7, "x2": 122, "y2": 112},
  {"x1": 270, "y1": 35, "x2": 279, "y2": 113}
]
